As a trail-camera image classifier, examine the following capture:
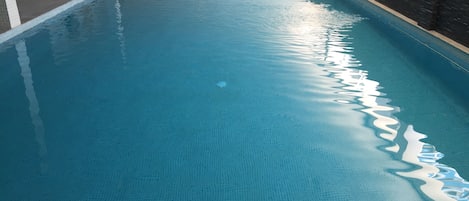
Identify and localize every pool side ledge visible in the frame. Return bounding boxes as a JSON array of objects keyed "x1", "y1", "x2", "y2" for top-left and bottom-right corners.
[
  {"x1": 367, "y1": 0, "x2": 469, "y2": 56},
  {"x1": 0, "y1": 0, "x2": 90, "y2": 45},
  {"x1": 343, "y1": 0, "x2": 469, "y2": 74}
]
